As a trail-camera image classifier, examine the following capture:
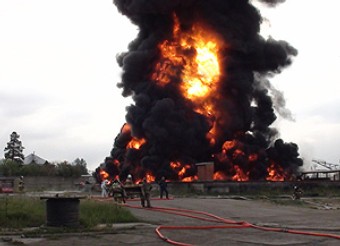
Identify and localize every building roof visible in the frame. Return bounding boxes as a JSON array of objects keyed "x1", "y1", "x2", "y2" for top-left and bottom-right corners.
[{"x1": 23, "y1": 152, "x2": 48, "y2": 165}]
